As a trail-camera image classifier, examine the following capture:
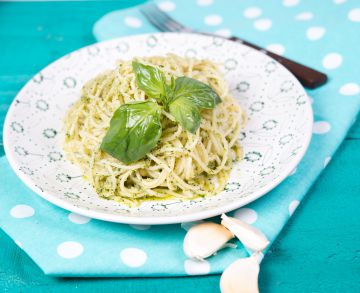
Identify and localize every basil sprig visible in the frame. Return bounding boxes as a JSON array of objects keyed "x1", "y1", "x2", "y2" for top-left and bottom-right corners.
[
  {"x1": 169, "y1": 98, "x2": 201, "y2": 134},
  {"x1": 132, "y1": 62, "x2": 168, "y2": 104},
  {"x1": 100, "y1": 101, "x2": 162, "y2": 164},
  {"x1": 171, "y1": 76, "x2": 222, "y2": 108},
  {"x1": 100, "y1": 61, "x2": 222, "y2": 163},
  {"x1": 168, "y1": 76, "x2": 221, "y2": 133}
]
